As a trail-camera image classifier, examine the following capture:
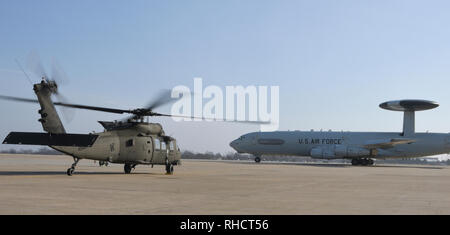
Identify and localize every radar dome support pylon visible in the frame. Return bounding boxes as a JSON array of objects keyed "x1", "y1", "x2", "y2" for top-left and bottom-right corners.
[
  {"x1": 403, "y1": 111, "x2": 415, "y2": 136},
  {"x1": 379, "y1": 100, "x2": 439, "y2": 136}
]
